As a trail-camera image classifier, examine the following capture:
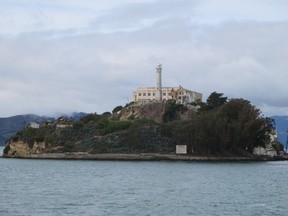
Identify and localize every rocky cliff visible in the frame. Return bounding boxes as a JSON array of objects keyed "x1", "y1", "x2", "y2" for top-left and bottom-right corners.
[
  {"x1": 114, "y1": 101, "x2": 196, "y2": 122},
  {"x1": 4, "y1": 141, "x2": 46, "y2": 157},
  {"x1": 117, "y1": 102, "x2": 165, "y2": 122}
]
